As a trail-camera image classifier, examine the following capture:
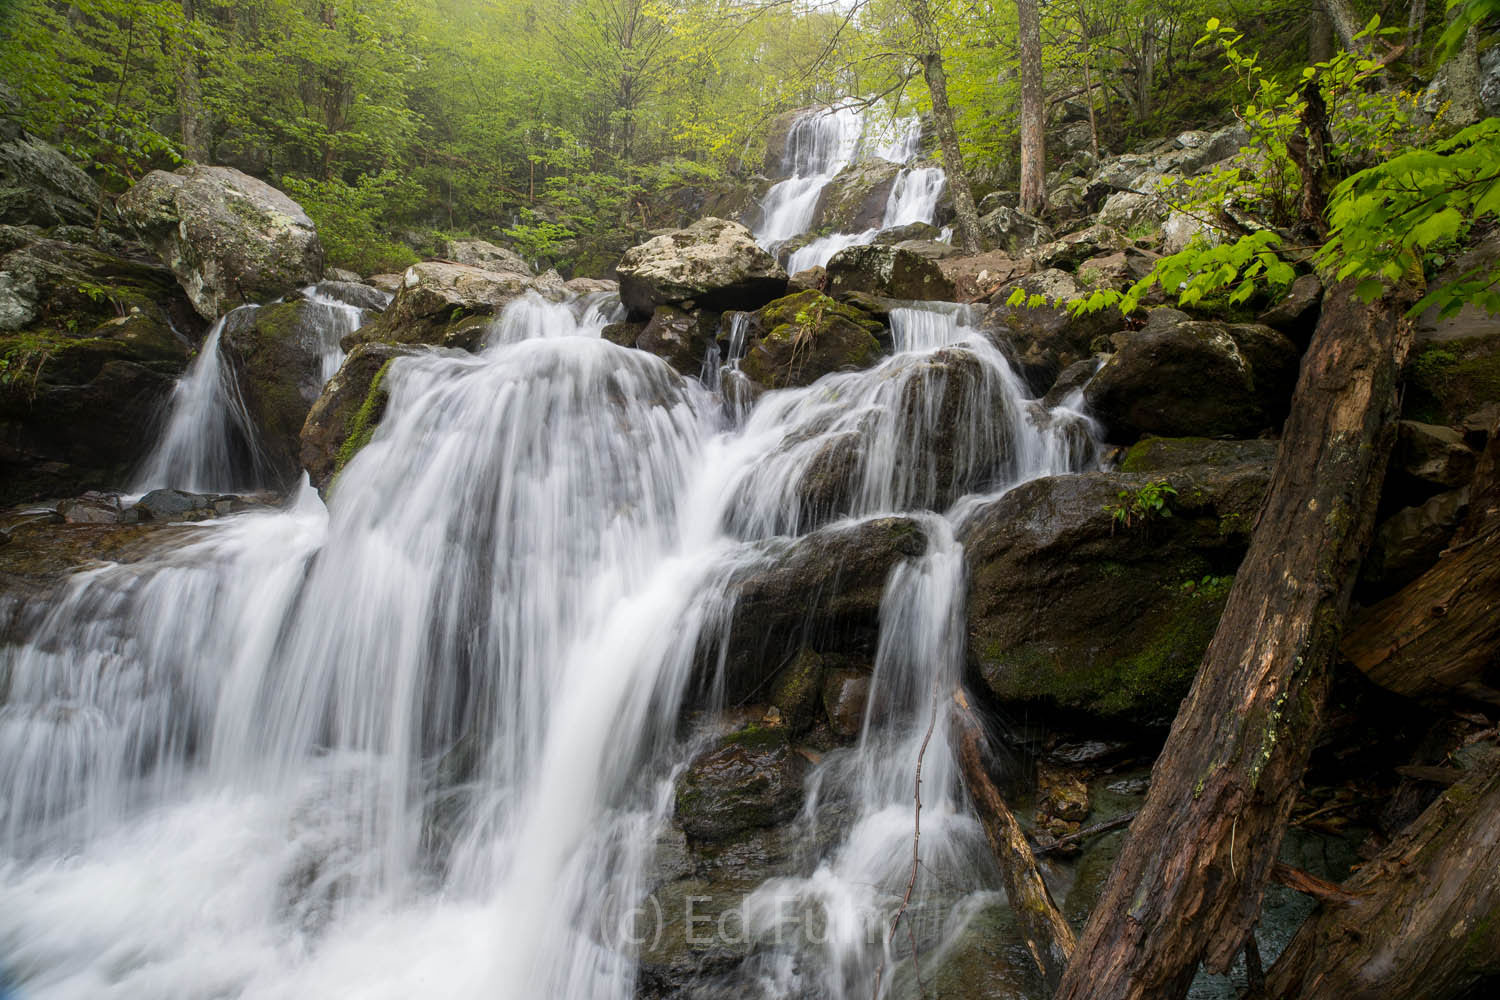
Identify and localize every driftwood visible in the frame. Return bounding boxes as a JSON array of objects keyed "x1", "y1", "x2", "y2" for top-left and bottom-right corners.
[
  {"x1": 950, "y1": 688, "x2": 1075, "y2": 989},
  {"x1": 1263, "y1": 760, "x2": 1500, "y2": 999},
  {"x1": 1053, "y1": 282, "x2": 1415, "y2": 1000},
  {"x1": 1033, "y1": 811, "x2": 1138, "y2": 857},
  {"x1": 1342, "y1": 416, "x2": 1500, "y2": 706}
]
